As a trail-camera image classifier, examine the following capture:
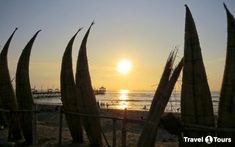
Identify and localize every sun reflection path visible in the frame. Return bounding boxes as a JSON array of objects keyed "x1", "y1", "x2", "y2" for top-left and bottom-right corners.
[{"x1": 118, "y1": 89, "x2": 129, "y2": 109}]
